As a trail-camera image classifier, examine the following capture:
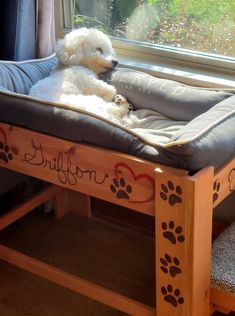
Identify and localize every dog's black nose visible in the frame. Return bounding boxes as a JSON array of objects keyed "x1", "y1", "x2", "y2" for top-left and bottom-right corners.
[{"x1": 112, "y1": 60, "x2": 118, "y2": 67}]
